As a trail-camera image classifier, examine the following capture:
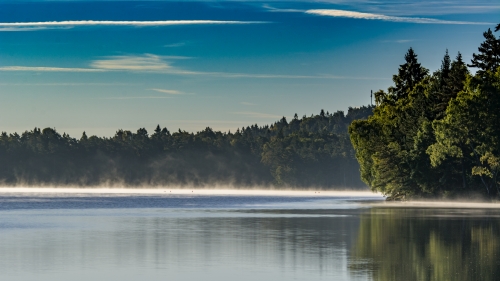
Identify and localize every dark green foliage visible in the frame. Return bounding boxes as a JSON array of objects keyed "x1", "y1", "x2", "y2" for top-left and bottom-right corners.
[
  {"x1": 0, "y1": 107, "x2": 373, "y2": 188},
  {"x1": 389, "y1": 47, "x2": 429, "y2": 100},
  {"x1": 433, "y1": 52, "x2": 468, "y2": 119},
  {"x1": 468, "y1": 28, "x2": 500, "y2": 76},
  {"x1": 260, "y1": 108, "x2": 372, "y2": 187},
  {"x1": 349, "y1": 25, "x2": 500, "y2": 199}
]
